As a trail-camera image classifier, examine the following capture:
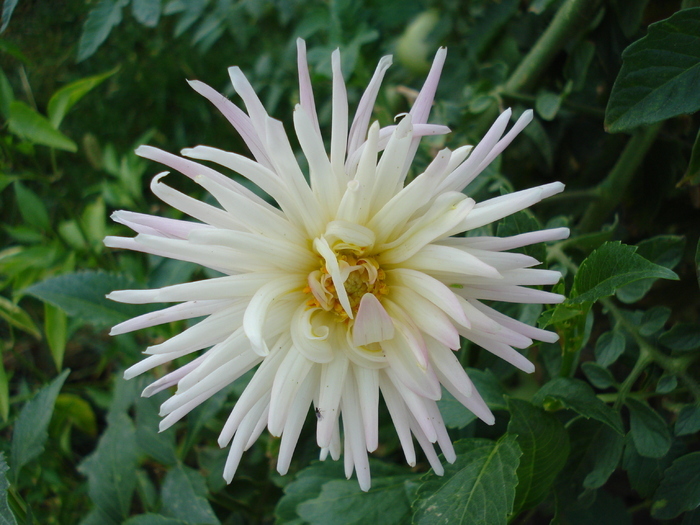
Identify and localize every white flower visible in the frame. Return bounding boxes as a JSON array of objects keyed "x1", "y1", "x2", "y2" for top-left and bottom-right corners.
[{"x1": 106, "y1": 39, "x2": 567, "y2": 491}]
